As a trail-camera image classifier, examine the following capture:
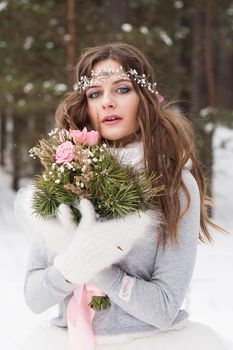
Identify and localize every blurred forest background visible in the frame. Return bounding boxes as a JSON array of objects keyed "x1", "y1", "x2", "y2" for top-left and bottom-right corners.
[{"x1": 0, "y1": 0, "x2": 232, "y2": 193}]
